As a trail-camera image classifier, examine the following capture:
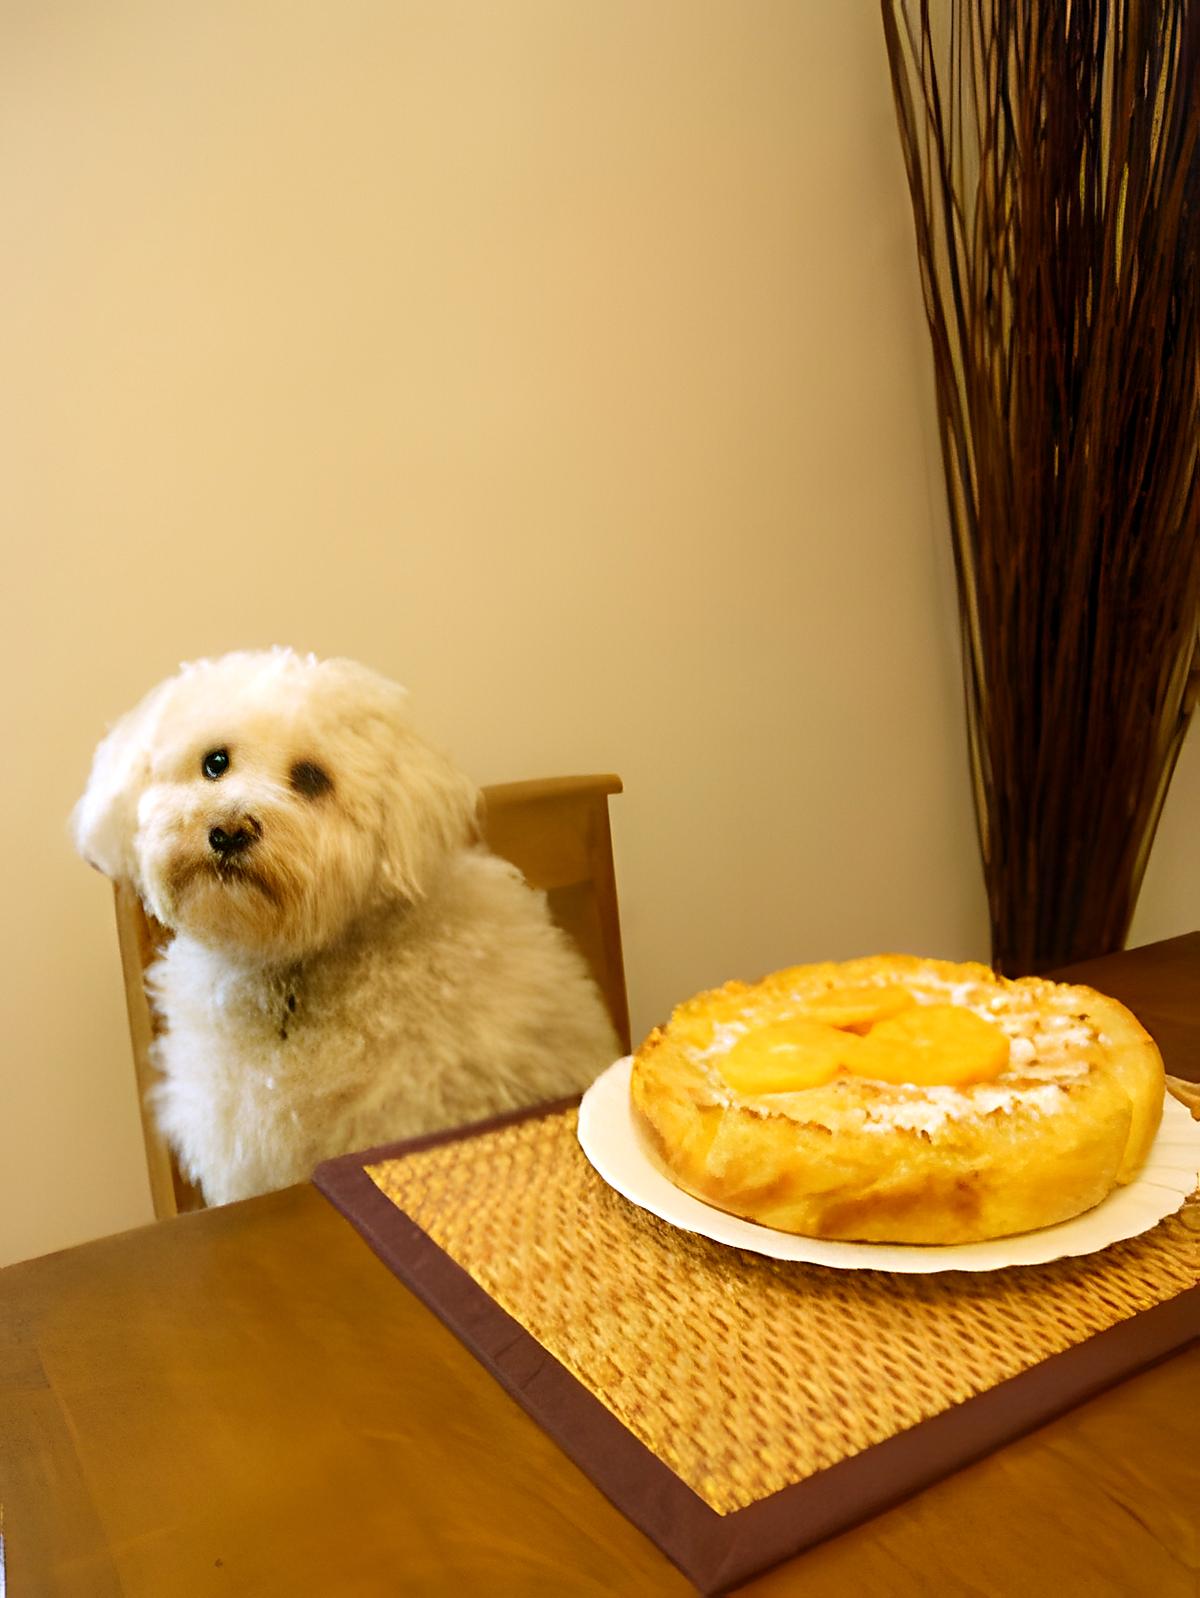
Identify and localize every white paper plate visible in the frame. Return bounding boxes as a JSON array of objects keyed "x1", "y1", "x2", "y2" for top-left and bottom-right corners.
[{"x1": 577, "y1": 1057, "x2": 1200, "y2": 1274}]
